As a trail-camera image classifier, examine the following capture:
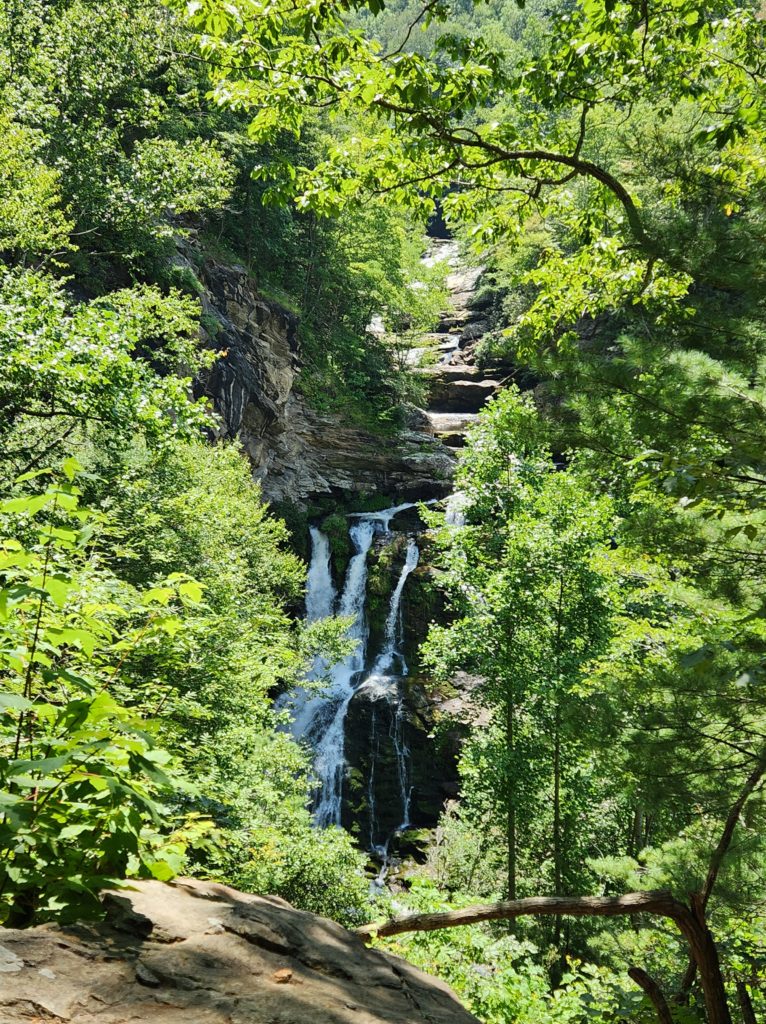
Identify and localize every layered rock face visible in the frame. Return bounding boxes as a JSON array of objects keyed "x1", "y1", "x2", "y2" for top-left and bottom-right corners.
[
  {"x1": 0, "y1": 879, "x2": 480, "y2": 1024},
  {"x1": 413, "y1": 240, "x2": 509, "y2": 449},
  {"x1": 194, "y1": 257, "x2": 455, "y2": 505}
]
